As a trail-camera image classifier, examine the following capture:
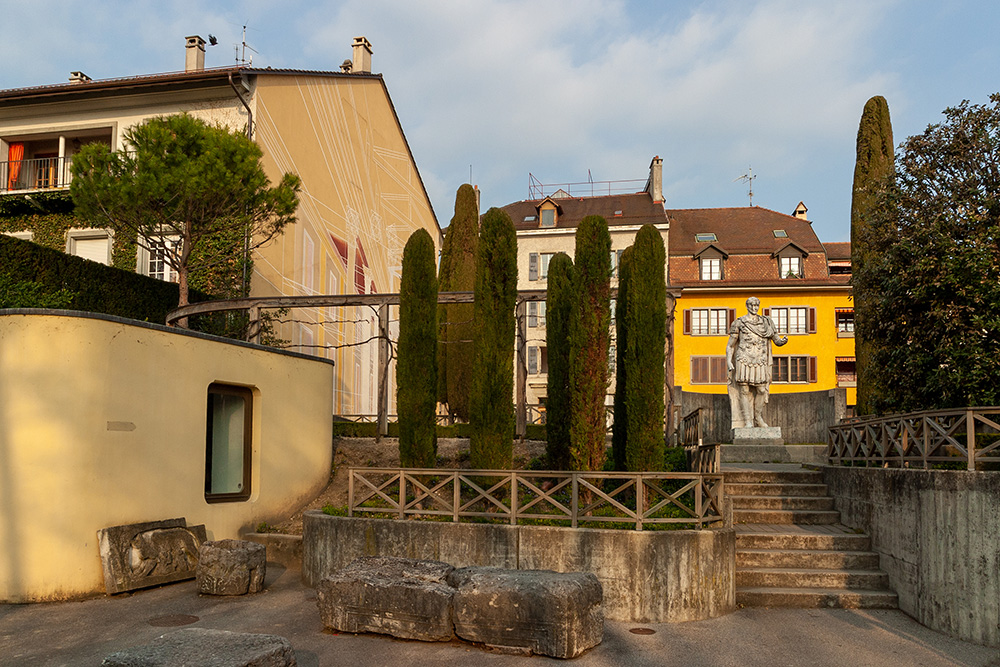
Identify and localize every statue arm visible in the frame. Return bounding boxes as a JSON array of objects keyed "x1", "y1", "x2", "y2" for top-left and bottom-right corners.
[
  {"x1": 764, "y1": 316, "x2": 788, "y2": 346},
  {"x1": 726, "y1": 328, "x2": 738, "y2": 372}
]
